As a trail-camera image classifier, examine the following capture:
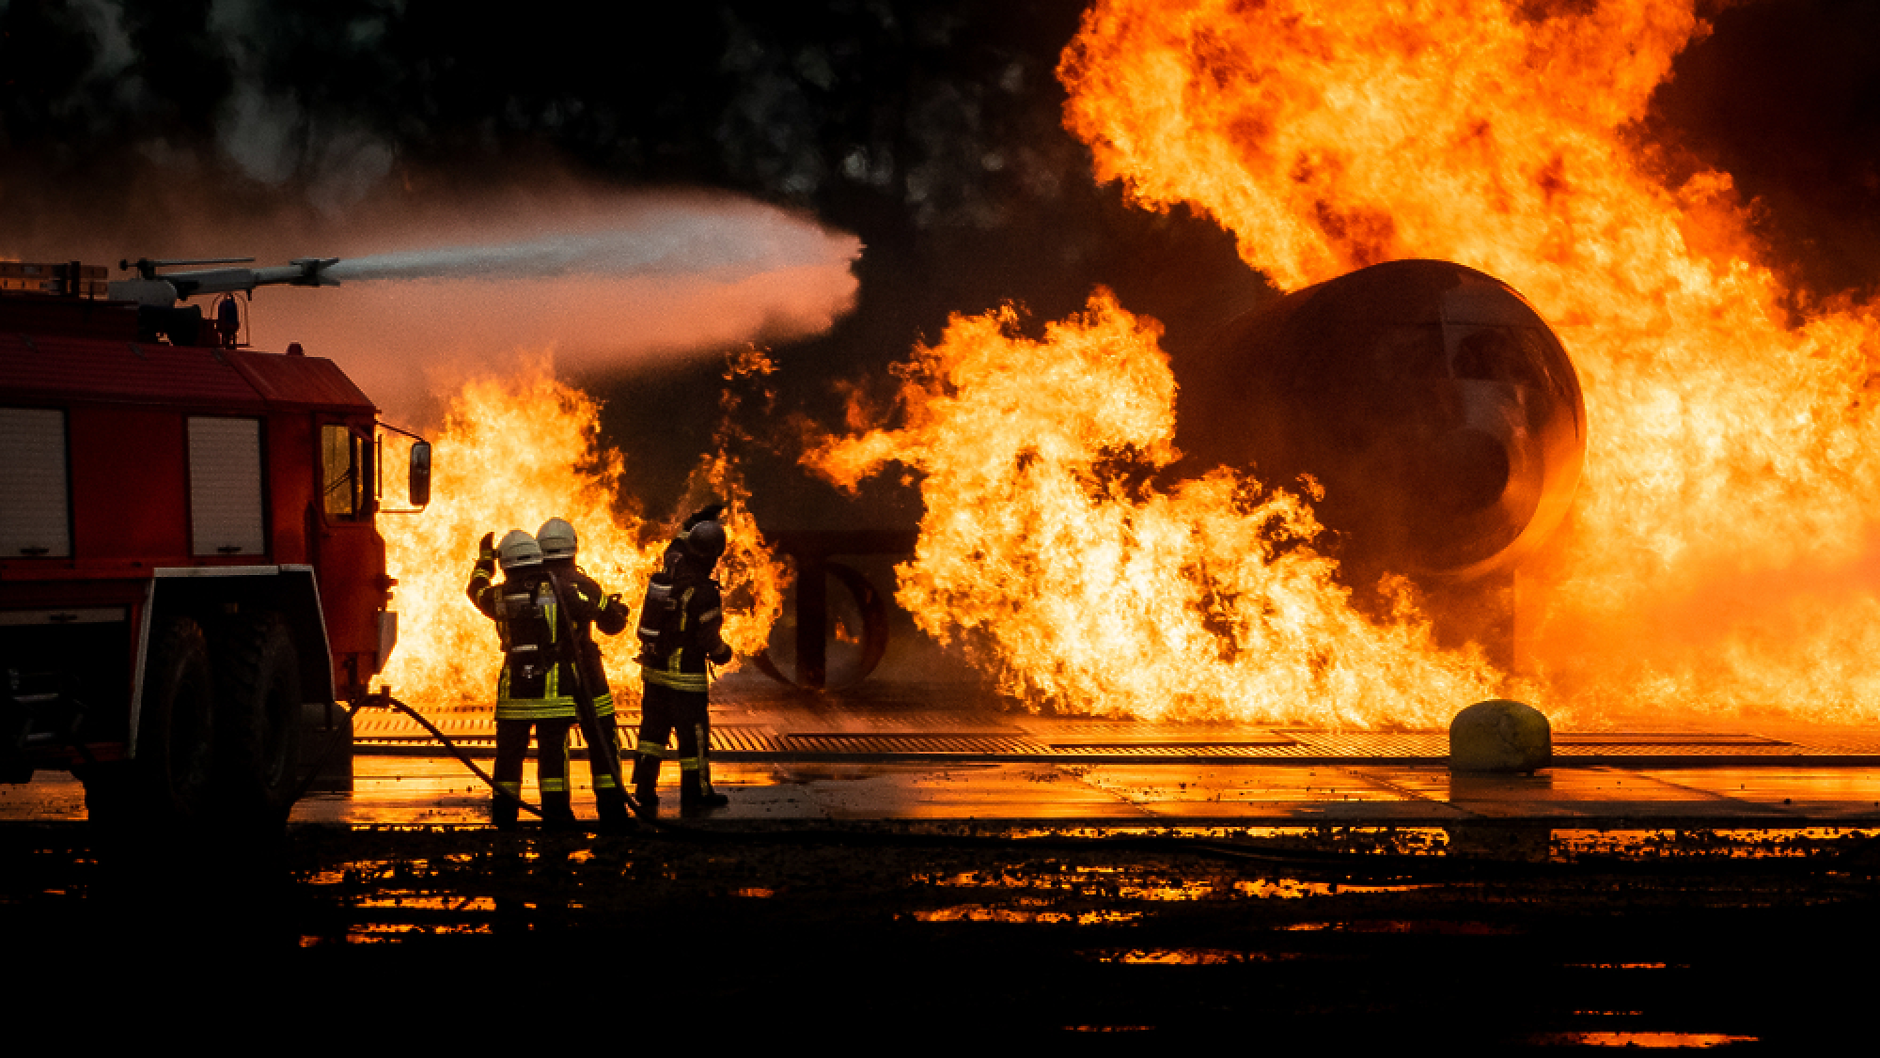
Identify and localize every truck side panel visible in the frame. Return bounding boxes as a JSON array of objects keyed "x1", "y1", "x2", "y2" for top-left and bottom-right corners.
[
  {"x1": 69, "y1": 405, "x2": 189, "y2": 561},
  {"x1": 265, "y1": 414, "x2": 313, "y2": 566}
]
